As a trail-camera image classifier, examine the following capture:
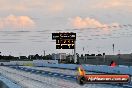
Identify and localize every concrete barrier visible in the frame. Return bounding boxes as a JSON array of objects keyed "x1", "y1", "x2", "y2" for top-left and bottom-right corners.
[
  {"x1": 1, "y1": 60, "x2": 132, "y2": 75},
  {"x1": 33, "y1": 64, "x2": 132, "y2": 75},
  {"x1": 0, "y1": 75, "x2": 21, "y2": 88},
  {"x1": 40, "y1": 64, "x2": 78, "y2": 70}
]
